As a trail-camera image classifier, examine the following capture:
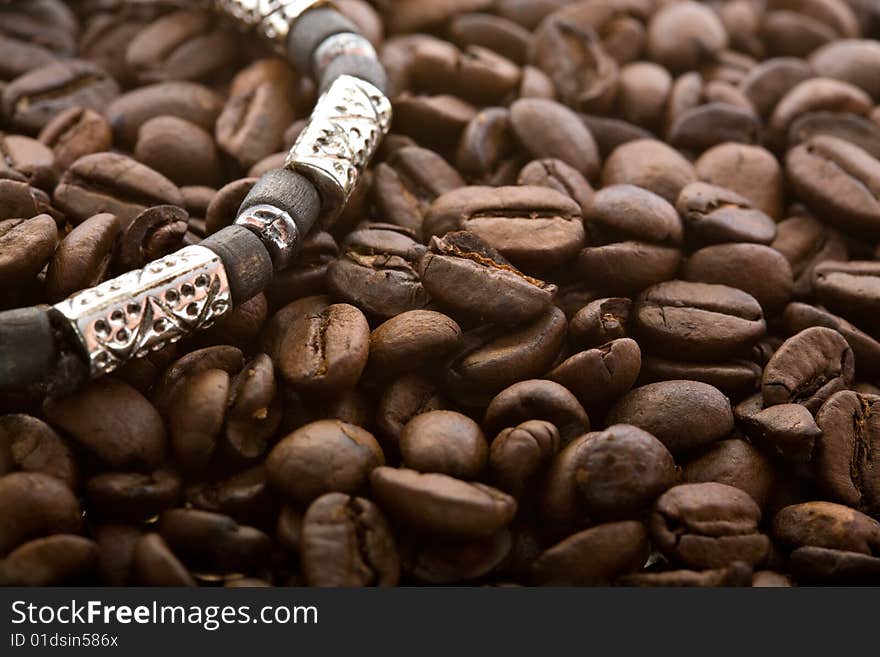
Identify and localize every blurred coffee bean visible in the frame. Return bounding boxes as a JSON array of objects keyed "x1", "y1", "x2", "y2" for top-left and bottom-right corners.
[
  {"x1": 38, "y1": 107, "x2": 113, "y2": 172},
  {"x1": 682, "y1": 438, "x2": 774, "y2": 508},
  {"x1": 400, "y1": 410, "x2": 488, "y2": 478}
]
